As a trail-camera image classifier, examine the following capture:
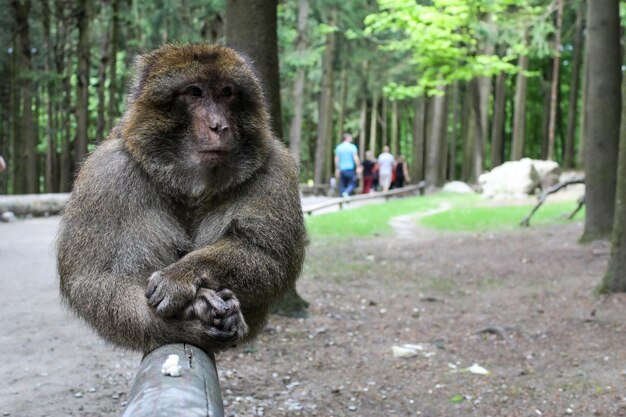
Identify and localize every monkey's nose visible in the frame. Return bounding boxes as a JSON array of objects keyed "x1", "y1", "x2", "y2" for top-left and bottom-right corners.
[{"x1": 209, "y1": 123, "x2": 229, "y2": 133}]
